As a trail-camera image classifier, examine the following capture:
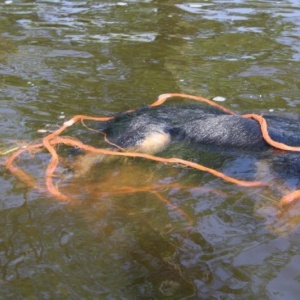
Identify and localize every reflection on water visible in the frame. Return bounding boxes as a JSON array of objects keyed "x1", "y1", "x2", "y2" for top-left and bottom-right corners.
[{"x1": 1, "y1": 0, "x2": 300, "y2": 298}]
